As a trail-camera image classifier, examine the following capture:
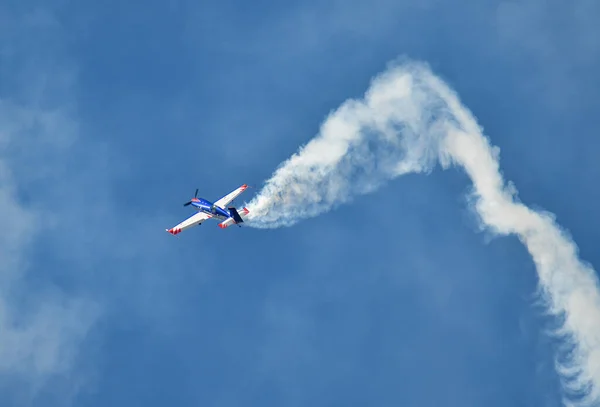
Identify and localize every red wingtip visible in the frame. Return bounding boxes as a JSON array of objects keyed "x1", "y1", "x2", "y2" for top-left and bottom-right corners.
[
  {"x1": 166, "y1": 228, "x2": 181, "y2": 235},
  {"x1": 242, "y1": 207, "x2": 249, "y2": 215},
  {"x1": 218, "y1": 223, "x2": 227, "y2": 229},
  {"x1": 241, "y1": 184, "x2": 248, "y2": 189}
]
